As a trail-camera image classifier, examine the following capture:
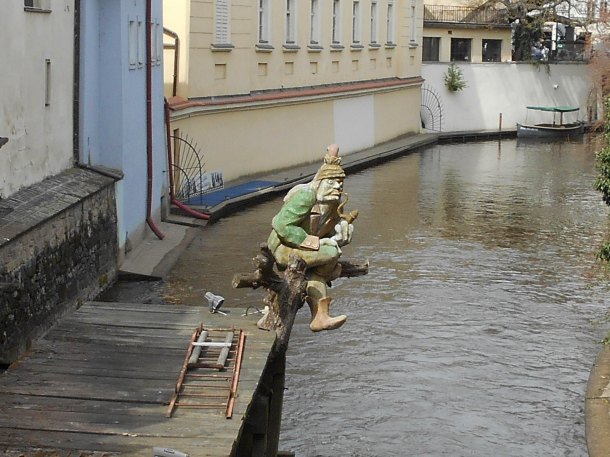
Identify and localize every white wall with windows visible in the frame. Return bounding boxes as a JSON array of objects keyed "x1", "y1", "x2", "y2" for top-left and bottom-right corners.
[
  {"x1": 0, "y1": 1, "x2": 75, "y2": 198},
  {"x1": 421, "y1": 62, "x2": 592, "y2": 132},
  {"x1": 422, "y1": 27, "x2": 512, "y2": 63}
]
